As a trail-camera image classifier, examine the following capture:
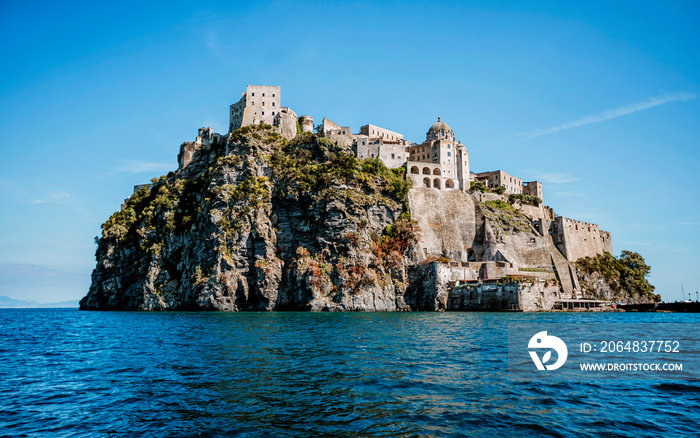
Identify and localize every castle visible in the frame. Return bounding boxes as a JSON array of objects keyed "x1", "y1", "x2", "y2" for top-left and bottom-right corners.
[{"x1": 105, "y1": 84, "x2": 628, "y2": 312}]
